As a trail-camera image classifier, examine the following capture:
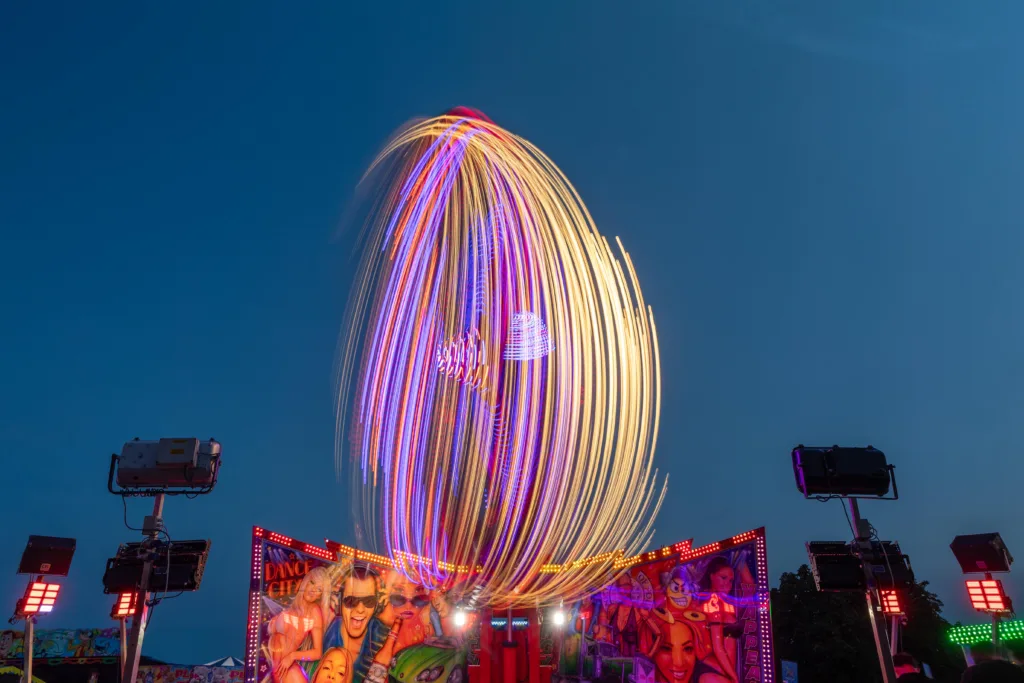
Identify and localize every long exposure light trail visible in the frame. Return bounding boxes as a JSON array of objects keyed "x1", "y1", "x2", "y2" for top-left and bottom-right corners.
[{"x1": 336, "y1": 109, "x2": 666, "y2": 607}]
